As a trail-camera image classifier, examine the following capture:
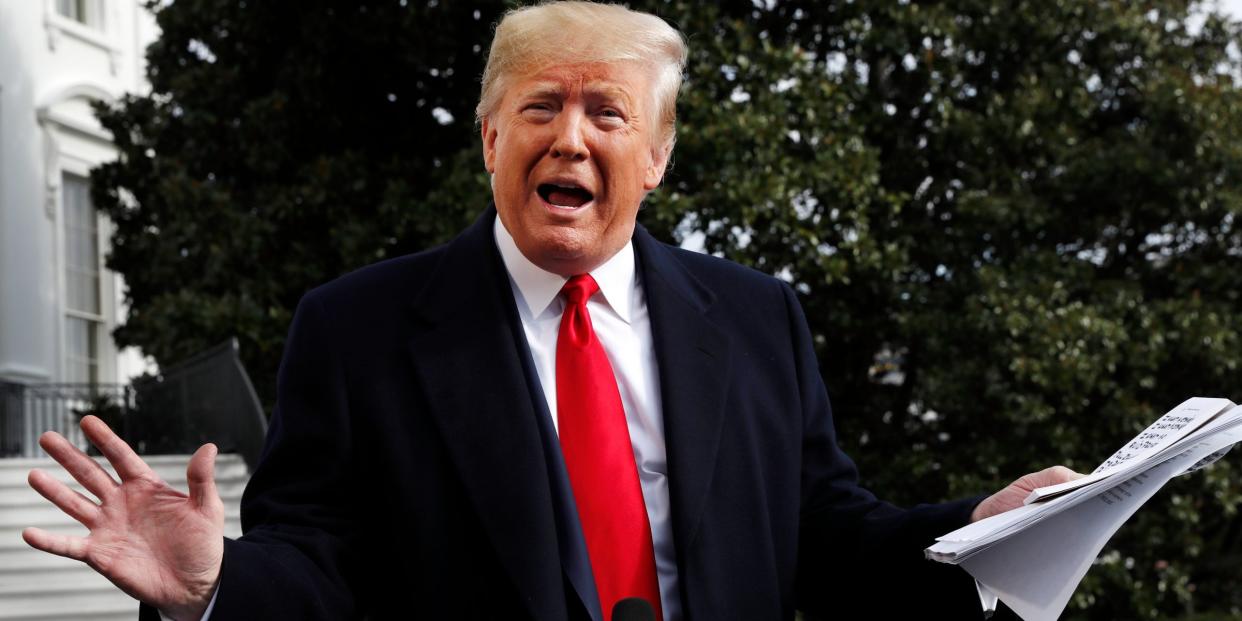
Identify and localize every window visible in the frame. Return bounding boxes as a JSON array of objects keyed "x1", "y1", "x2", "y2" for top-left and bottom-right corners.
[
  {"x1": 63, "y1": 174, "x2": 102, "y2": 385},
  {"x1": 56, "y1": 0, "x2": 102, "y2": 30}
]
